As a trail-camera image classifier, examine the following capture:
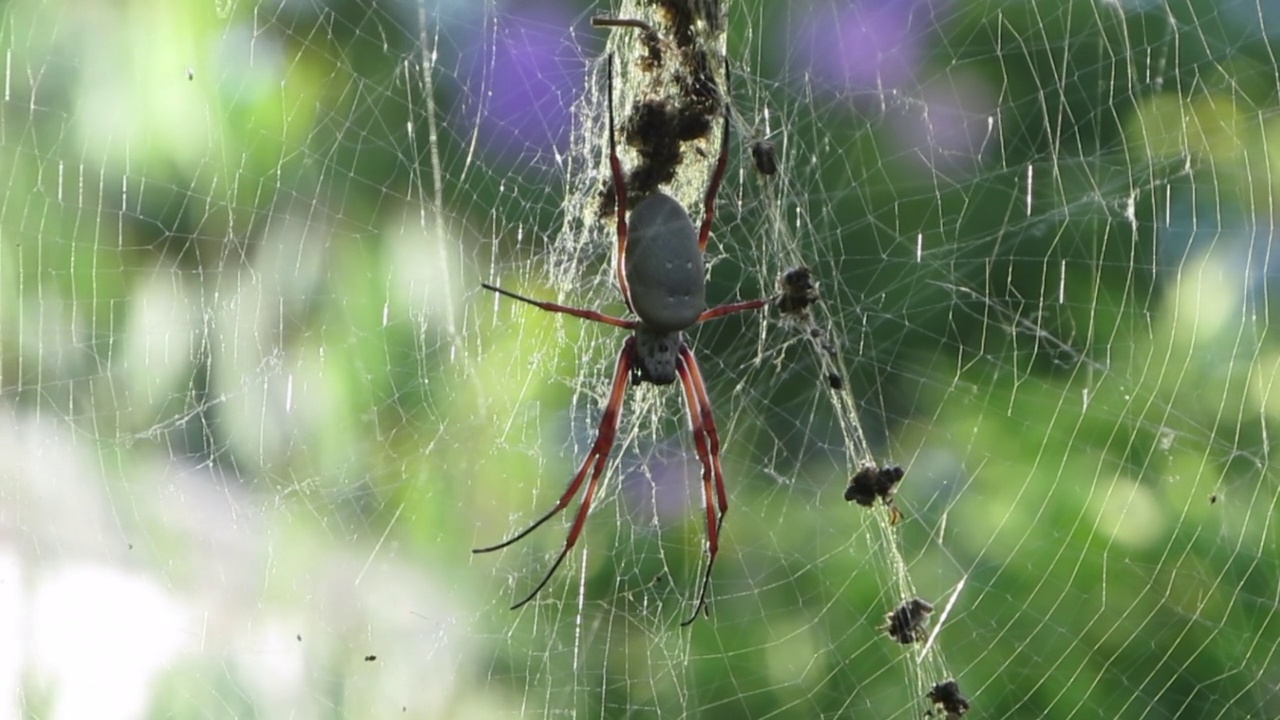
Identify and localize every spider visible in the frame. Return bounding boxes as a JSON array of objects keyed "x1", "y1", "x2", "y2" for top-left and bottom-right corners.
[{"x1": 474, "y1": 55, "x2": 768, "y2": 625}]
